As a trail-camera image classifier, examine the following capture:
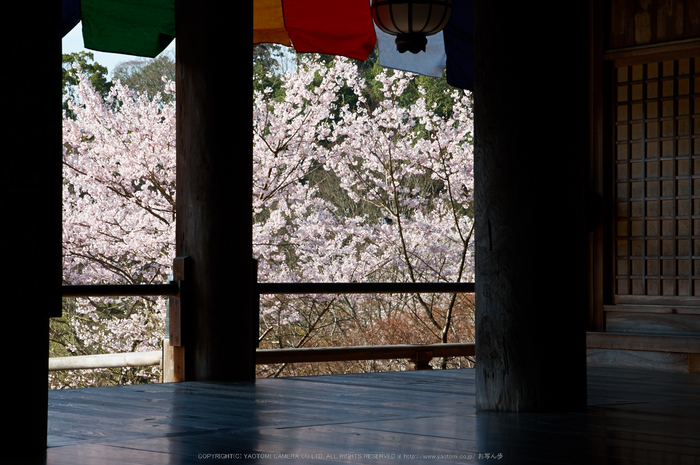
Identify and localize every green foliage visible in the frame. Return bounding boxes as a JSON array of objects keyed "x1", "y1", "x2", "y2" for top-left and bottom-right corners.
[
  {"x1": 254, "y1": 44, "x2": 282, "y2": 71},
  {"x1": 62, "y1": 52, "x2": 111, "y2": 117},
  {"x1": 365, "y1": 63, "x2": 460, "y2": 118},
  {"x1": 112, "y1": 54, "x2": 176, "y2": 104},
  {"x1": 403, "y1": 73, "x2": 460, "y2": 118},
  {"x1": 253, "y1": 44, "x2": 289, "y2": 101}
]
